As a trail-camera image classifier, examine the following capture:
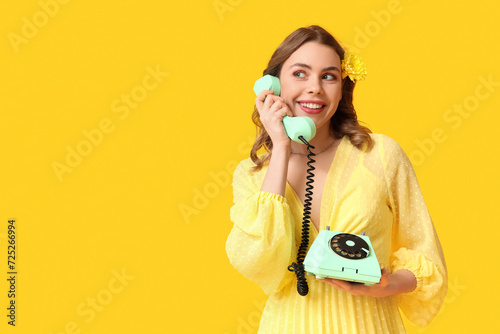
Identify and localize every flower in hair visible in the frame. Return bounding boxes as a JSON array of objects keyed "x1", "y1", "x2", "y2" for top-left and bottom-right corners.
[{"x1": 341, "y1": 49, "x2": 367, "y2": 82}]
